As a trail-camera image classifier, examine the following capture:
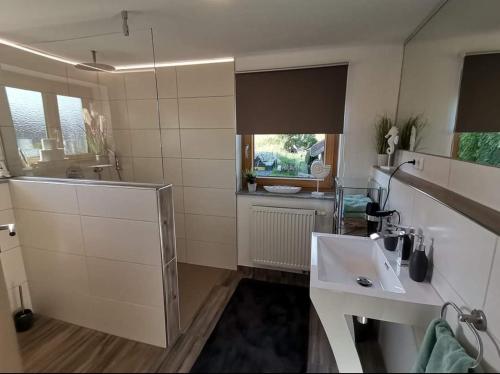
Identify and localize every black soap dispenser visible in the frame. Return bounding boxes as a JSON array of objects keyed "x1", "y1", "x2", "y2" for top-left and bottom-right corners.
[{"x1": 409, "y1": 235, "x2": 428, "y2": 282}]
